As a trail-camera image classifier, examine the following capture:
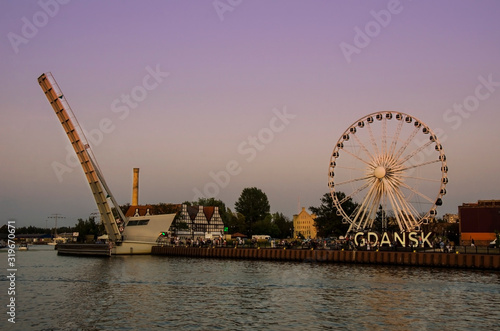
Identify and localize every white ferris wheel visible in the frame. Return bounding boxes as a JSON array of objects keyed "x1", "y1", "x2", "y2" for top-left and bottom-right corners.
[{"x1": 328, "y1": 111, "x2": 448, "y2": 234}]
